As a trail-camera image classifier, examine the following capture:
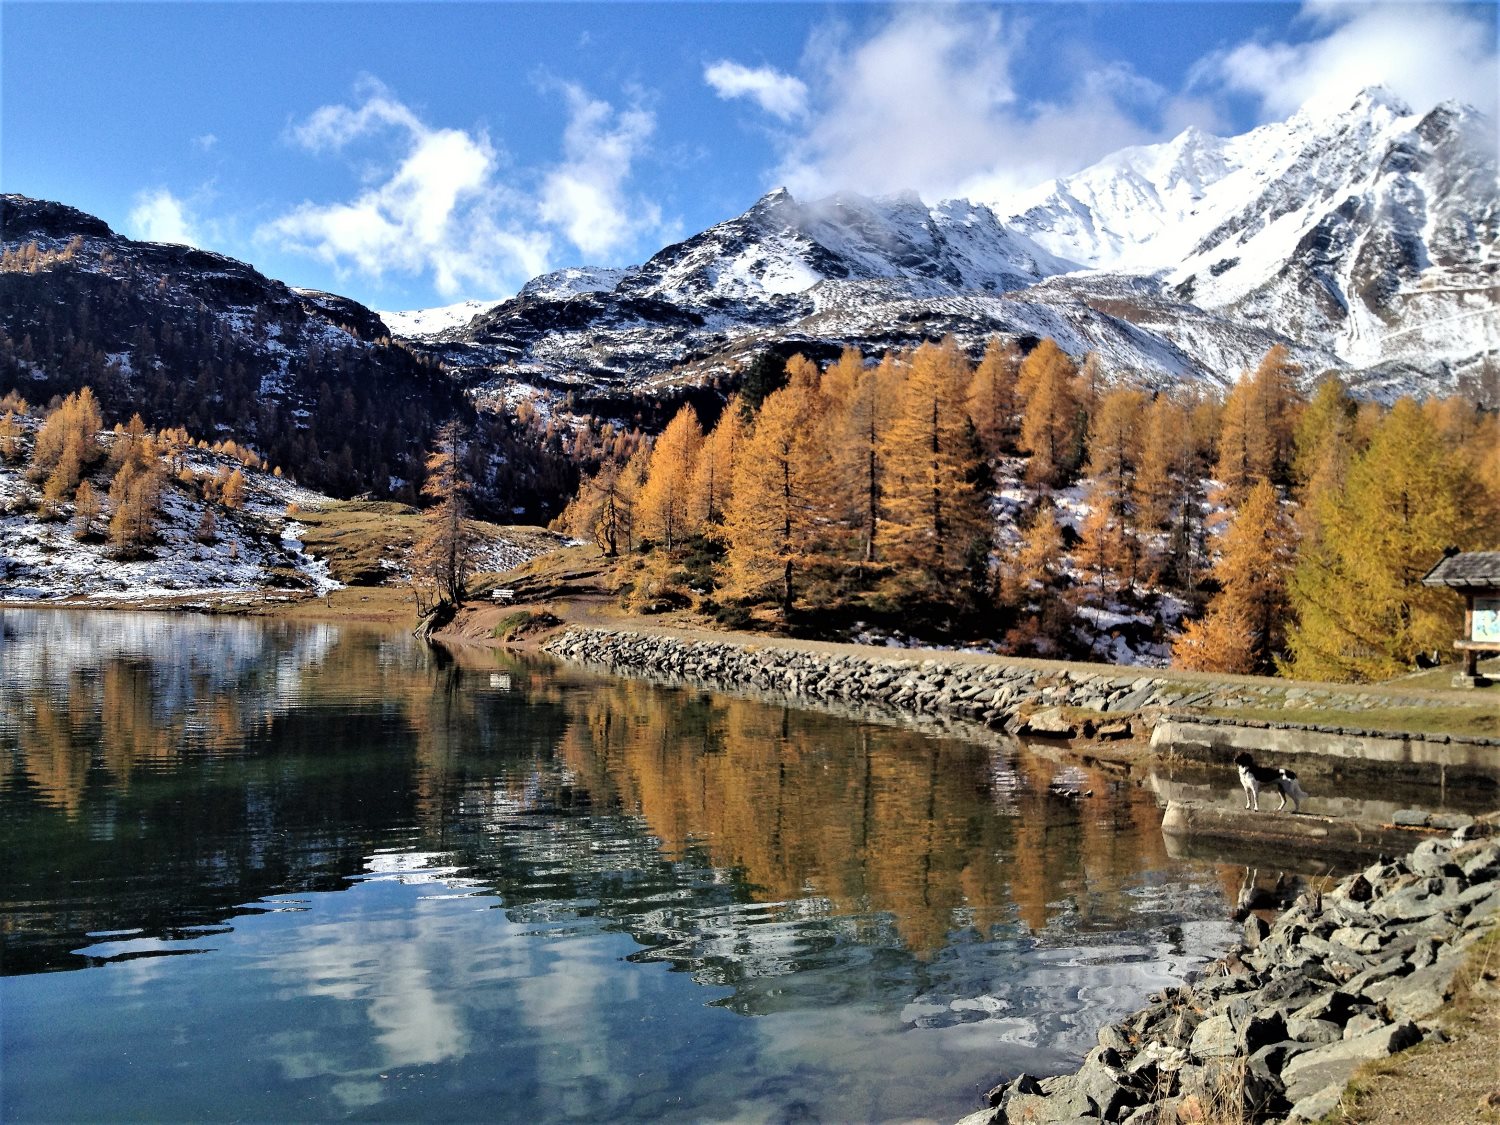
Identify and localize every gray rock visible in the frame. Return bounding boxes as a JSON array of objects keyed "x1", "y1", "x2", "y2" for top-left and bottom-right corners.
[
  {"x1": 1021, "y1": 708, "x2": 1076, "y2": 737},
  {"x1": 1329, "y1": 925, "x2": 1383, "y2": 954},
  {"x1": 1342, "y1": 1012, "x2": 1387, "y2": 1039},
  {"x1": 1287, "y1": 1081, "x2": 1348, "y2": 1122},
  {"x1": 1373, "y1": 959, "x2": 1464, "y2": 1022},
  {"x1": 1428, "y1": 812, "x2": 1475, "y2": 831},
  {"x1": 1334, "y1": 872, "x2": 1374, "y2": 903},
  {"x1": 1243, "y1": 914, "x2": 1269, "y2": 949},
  {"x1": 1188, "y1": 1013, "x2": 1237, "y2": 1058},
  {"x1": 1281, "y1": 1020, "x2": 1422, "y2": 1106},
  {"x1": 1286, "y1": 1017, "x2": 1343, "y2": 1045},
  {"x1": 1409, "y1": 838, "x2": 1460, "y2": 878},
  {"x1": 1391, "y1": 809, "x2": 1431, "y2": 827}
]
